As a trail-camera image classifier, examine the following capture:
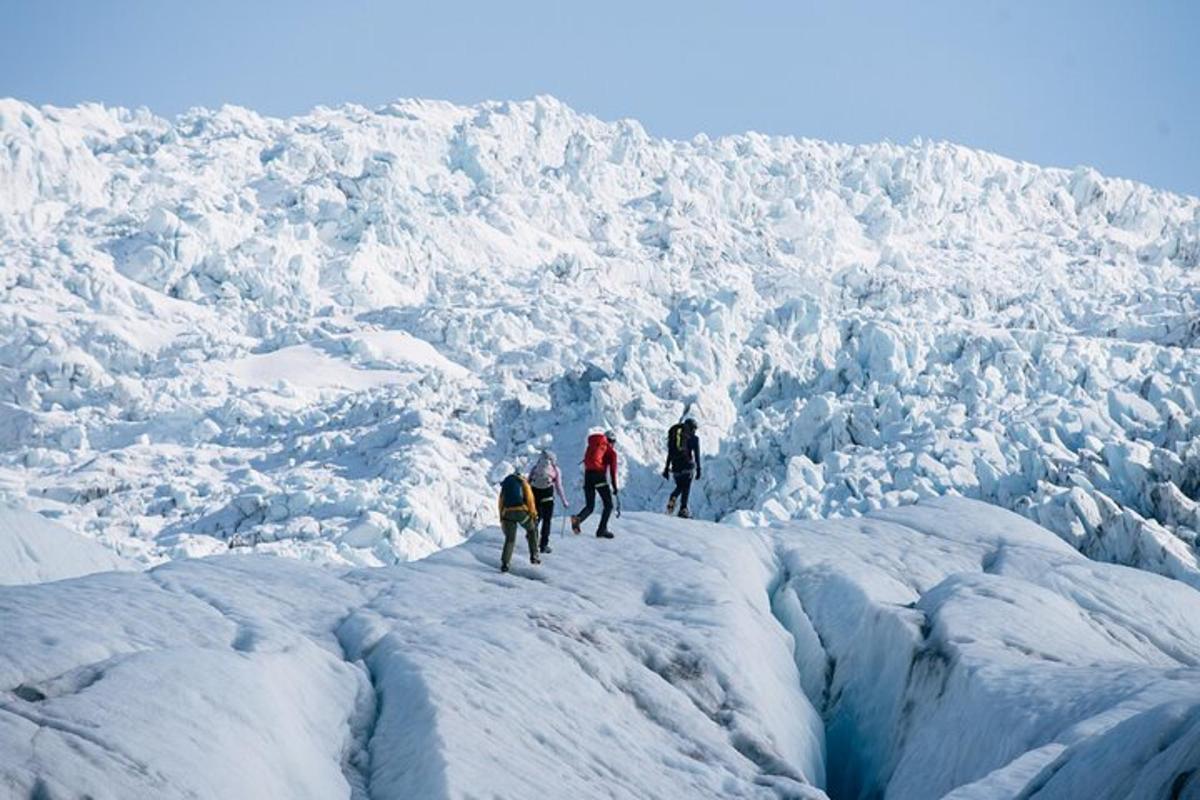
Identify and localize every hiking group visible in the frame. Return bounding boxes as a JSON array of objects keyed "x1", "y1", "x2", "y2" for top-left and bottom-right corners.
[{"x1": 496, "y1": 420, "x2": 702, "y2": 572}]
